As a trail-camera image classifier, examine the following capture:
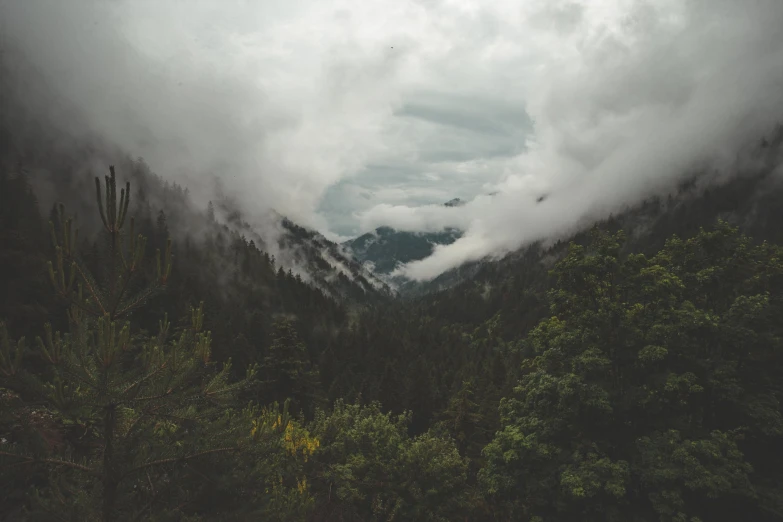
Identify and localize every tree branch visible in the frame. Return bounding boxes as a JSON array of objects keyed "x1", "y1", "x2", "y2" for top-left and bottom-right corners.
[
  {"x1": 119, "y1": 363, "x2": 168, "y2": 401},
  {"x1": 114, "y1": 286, "x2": 159, "y2": 319},
  {"x1": 0, "y1": 451, "x2": 99, "y2": 475},
  {"x1": 71, "y1": 262, "x2": 108, "y2": 316},
  {"x1": 122, "y1": 447, "x2": 238, "y2": 478},
  {"x1": 131, "y1": 388, "x2": 174, "y2": 403}
]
